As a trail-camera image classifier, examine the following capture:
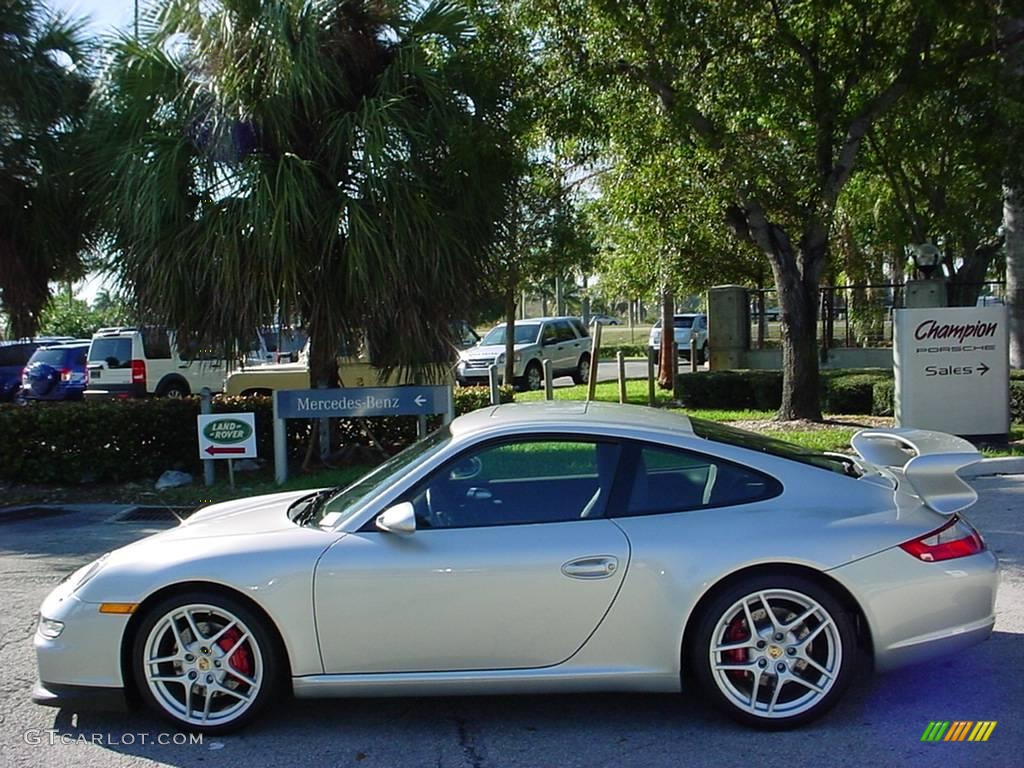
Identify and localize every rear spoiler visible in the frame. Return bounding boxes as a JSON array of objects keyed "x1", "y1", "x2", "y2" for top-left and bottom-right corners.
[{"x1": 850, "y1": 428, "x2": 982, "y2": 515}]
